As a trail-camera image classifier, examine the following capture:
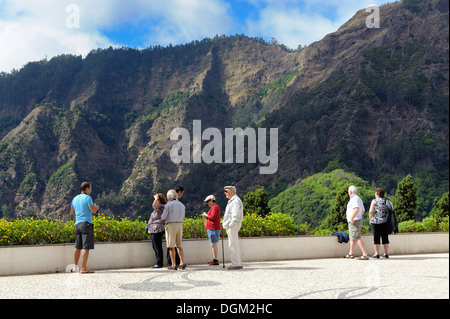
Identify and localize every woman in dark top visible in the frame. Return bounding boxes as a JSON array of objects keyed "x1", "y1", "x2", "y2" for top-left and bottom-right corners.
[
  {"x1": 147, "y1": 193, "x2": 167, "y2": 268},
  {"x1": 368, "y1": 188, "x2": 393, "y2": 258}
]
